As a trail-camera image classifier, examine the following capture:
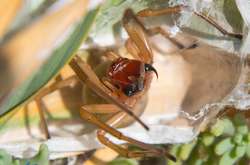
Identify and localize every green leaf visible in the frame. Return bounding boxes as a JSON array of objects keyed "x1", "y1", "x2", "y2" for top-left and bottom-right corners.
[
  {"x1": 179, "y1": 141, "x2": 197, "y2": 160},
  {"x1": 219, "y1": 146, "x2": 246, "y2": 165},
  {"x1": 108, "y1": 158, "x2": 138, "y2": 165},
  {"x1": 233, "y1": 145, "x2": 246, "y2": 158},
  {"x1": 223, "y1": 0, "x2": 244, "y2": 33},
  {"x1": 0, "y1": 7, "x2": 99, "y2": 116},
  {"x1": 219, "y1": 151, "x2": 235, "y2": 165},
  {"x1": 222, "y1": 118, "x2": 235, "y2": 135},
  {"x1": 236, "y1": 125, "x2": 248, "y2": 135},
  {"x1": 168, "y1": 145, "x2": 182, "y2": 165},
  {"x1": 246, "y1": 133, "x2": 250, "y2": 142},
  {"x1": 0, "y1": 149, "x2": 12, "y2": 165},
  {"x1": 188, "y1": 157, "x2": 204, "y2": 165},
  {"x1": 246, "y1": 144, "x2": 250, "y2": 158},
  {"x1": 20, "y1": 144, "x2": 49, "y2": 165},
  {"x1": 93, "y1": 0, "x2": 149, "y2": 35},
  {"x1": 180, "y1": 0, "x2": 242, "y2": 51},
  {"x1": 0, "y1": 144, "x2": 49, "y2": 165},
  {"x1": 210, "y1": 120, "x2": 224, "y2": 137},
  {"x1": 233, "y1": 114, "x2": 246, "y2": 126},
  {"x1": 167, "y1": 159, "x2": 182, "y2": 165},
  {"x1": 215, "y1": 138, "x2": 235, "y2": 156},
  {"x1": 233, "y1": 133, "x2": 243, "y2": 145},
  {"x1": 12, "y1": 160, "x2": 20, "y2": 165},
  {"x1": 201, "y1": 133, "x2": 215, "y2": 146}
]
